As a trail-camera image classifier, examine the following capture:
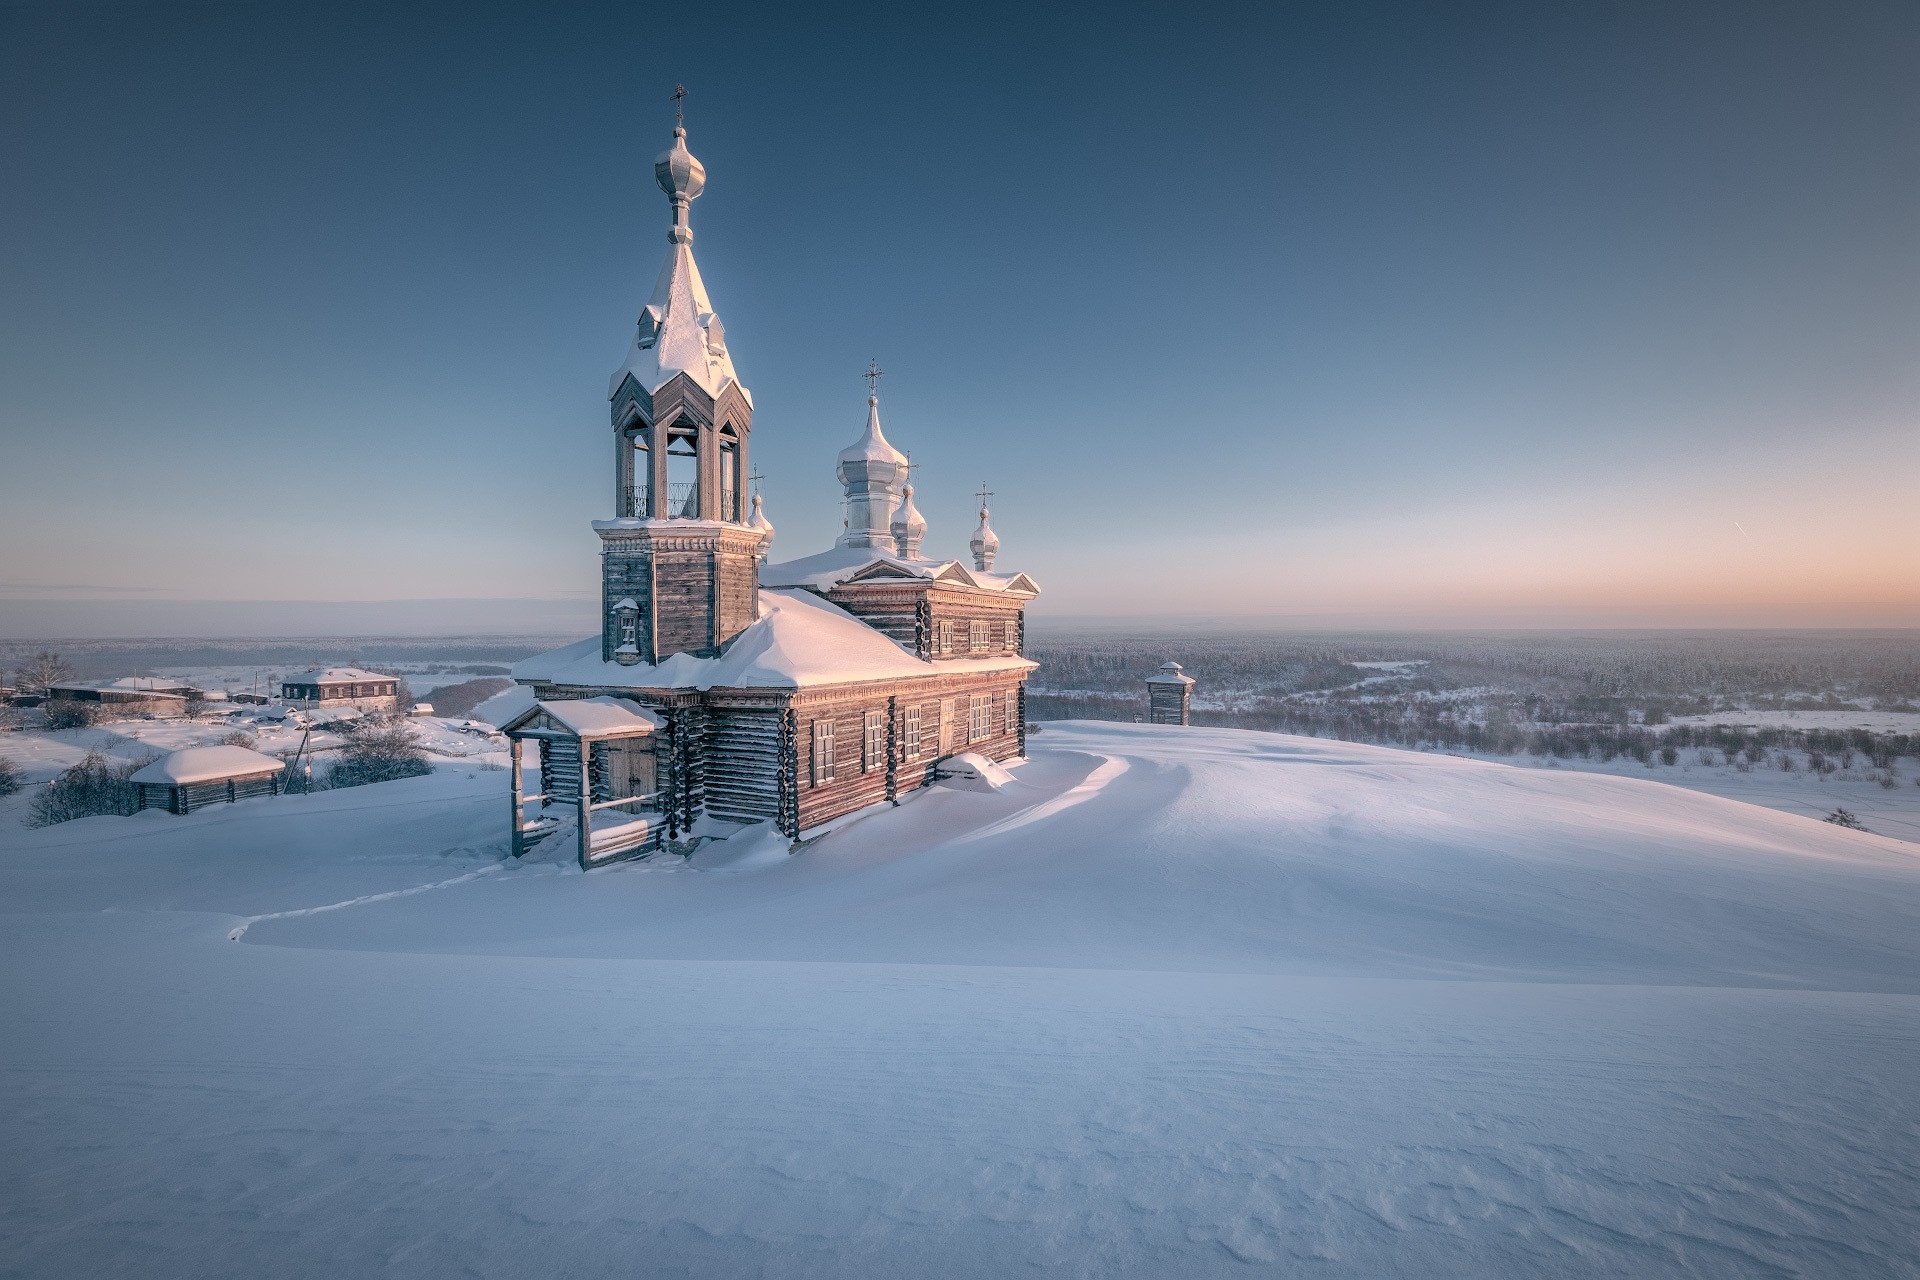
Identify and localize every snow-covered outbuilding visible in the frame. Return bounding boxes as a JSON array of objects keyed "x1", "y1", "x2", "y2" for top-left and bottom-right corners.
[
  {"x1": 280, "y1": 669, "x2": 401, "y2": 711},
  {"x1": 503, "y1": 118, "x2": 1040, "y2": 867},
  {"x1": 1146, "y1": 661, "x2": 1196, "y2": 726},
  {"x1": 129, "y1": 745, "x2": 287, "y2": 815}
]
